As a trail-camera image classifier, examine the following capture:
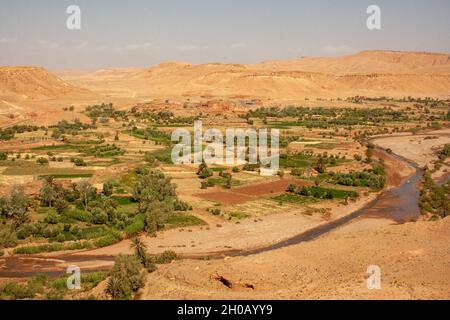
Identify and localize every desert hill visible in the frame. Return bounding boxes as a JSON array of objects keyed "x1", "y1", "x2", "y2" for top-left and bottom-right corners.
[
  {"x1": 258, "y1": 50, "x2": 450, "y2": 75},
  {"x1": 58, "y1": 50, "x2": 450, "y2": 101},
  {"x1": 0, "y1": 67, "x2": 99, "y2": 125},
  {"x1": 1, "y1": 50, "x2": 449, "y2": 125},
  {"x1": 0, "y1": 66, "x2": 95, "y2": 101}
]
